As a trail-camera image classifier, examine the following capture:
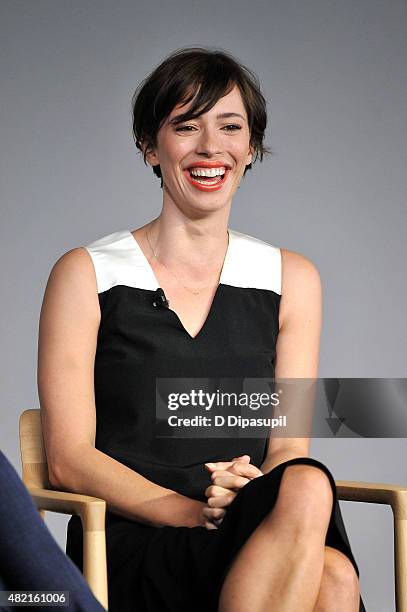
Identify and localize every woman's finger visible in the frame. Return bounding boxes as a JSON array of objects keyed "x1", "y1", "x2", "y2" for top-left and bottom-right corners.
[
  {"x1": 205, "y1": 460, "x2": 234, "y2": 472},
  {"x1": 204, "y1": 520, "x2": 218, "y2": 530},
  {"x1": 204, "y1": 521, "x2": 217, "y2": 530},
  {"x1": 211, "y1": 472, "x2": 250, "y2": 490},
  {"x1": 226, "y1": 462, "x2": 263, "y2": 480},
  {"x1": 202, "y1": 506, "x2": 226, "y2": 520},
  {"x1": 207, "y1": 492, "x2": 236, "y2": 508},
  {"x1": 231, "y1": 455, "x2": 251, "y2": 463},
  {"x1": 202, "y1": 505, "x2": 226, "y2": 530},
  {"x1": 204, "y1": 457, "x2": 262, "y2": 481},
  {"x1": 205, "y1": 484, "x2": 230, "y2": 498},
  {"x1": 204, "y1": 455, "x2": 250, "y2": 472}
]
